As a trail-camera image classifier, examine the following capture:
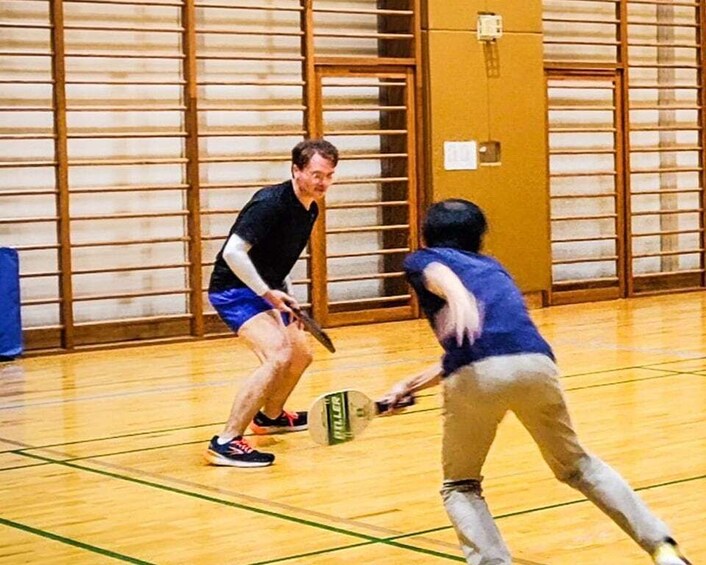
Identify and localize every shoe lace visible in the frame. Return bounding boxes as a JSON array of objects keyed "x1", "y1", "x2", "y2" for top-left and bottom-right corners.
[
  {"x1": 282, "y1": 410, "x2": 299, "y2": 426},
  {"x1": 232, "y1": 437, "x2": 254, "y2": 454}
]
